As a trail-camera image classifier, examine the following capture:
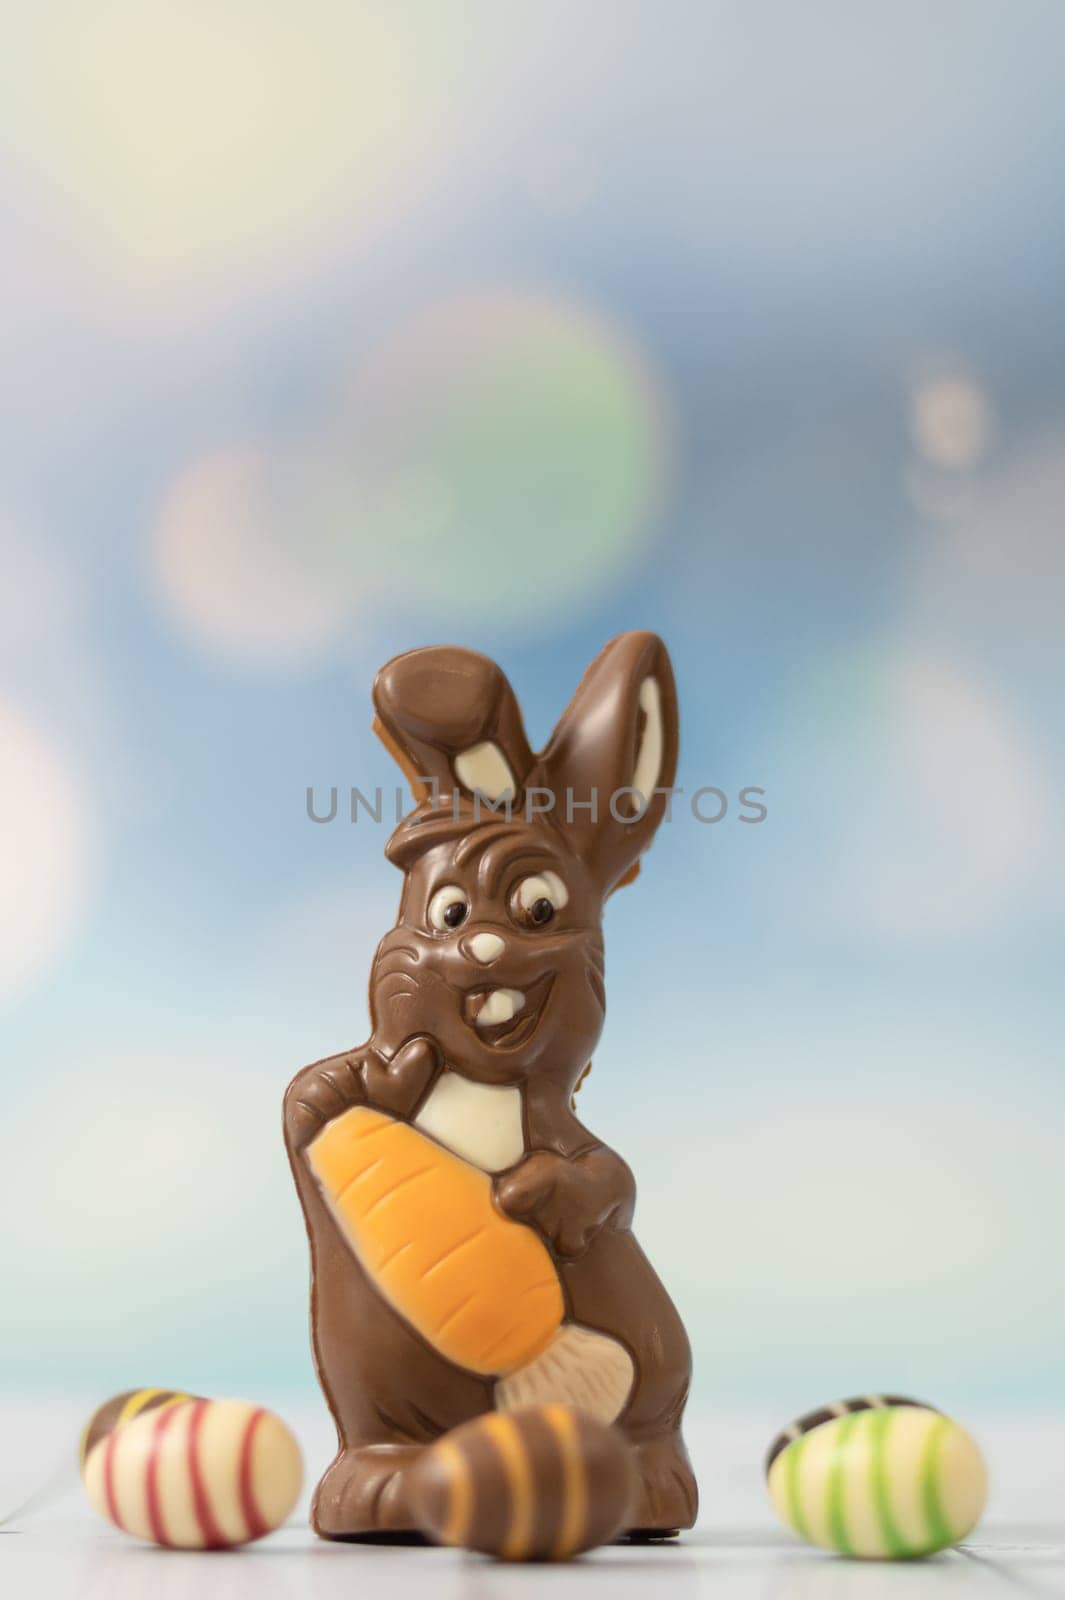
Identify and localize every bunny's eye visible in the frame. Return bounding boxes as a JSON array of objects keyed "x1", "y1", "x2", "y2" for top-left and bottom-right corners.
[
  {"x1": 511, "y1": 871, "x2": 568, "y2": 929},
  {"x1": 429, "y1": 885, "x2": 469, "y2": 932}
]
